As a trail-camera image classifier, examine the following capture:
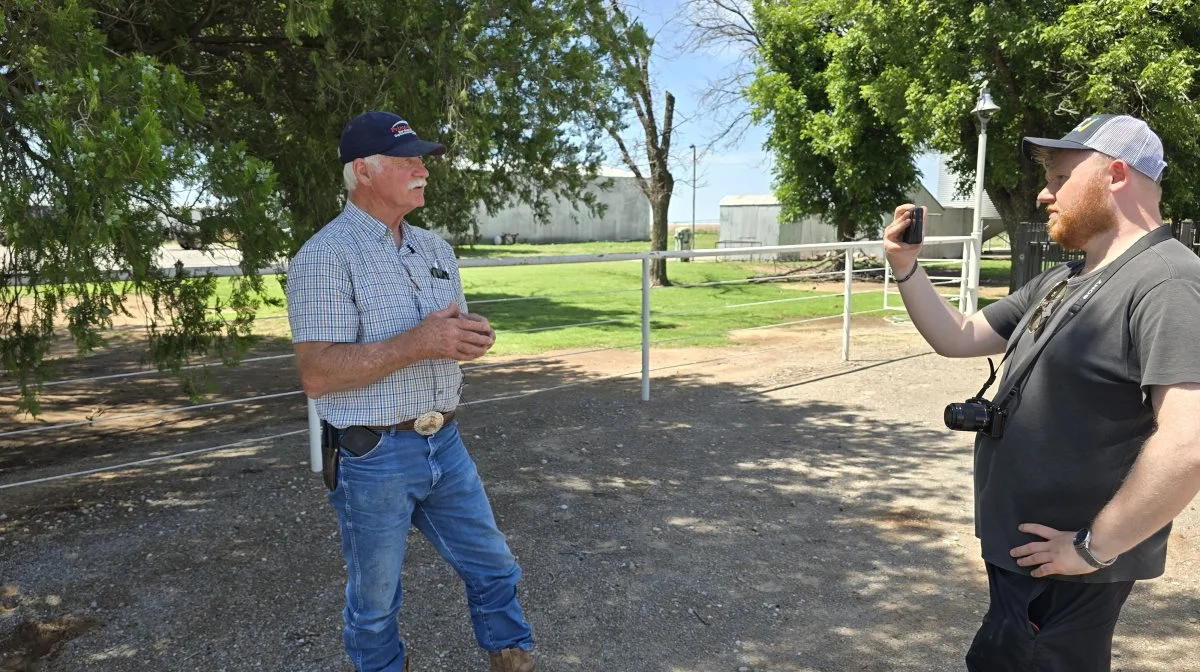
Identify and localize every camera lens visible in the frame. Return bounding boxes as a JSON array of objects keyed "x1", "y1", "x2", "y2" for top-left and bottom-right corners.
[
  {"x1": 944, "y1": 402, "x2": 992, "y2": 432},
  {"x1": 944, "y1": 404, "x2": 964, "y2": 429}
]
